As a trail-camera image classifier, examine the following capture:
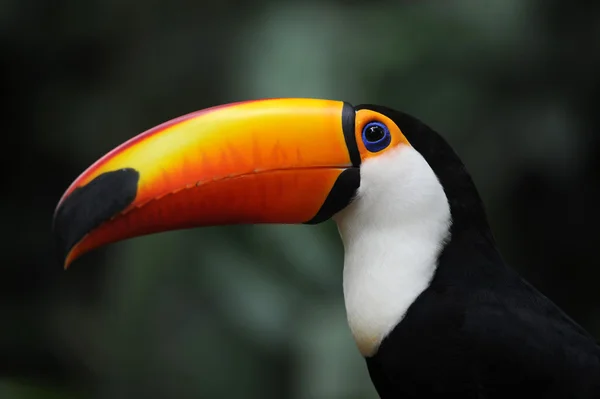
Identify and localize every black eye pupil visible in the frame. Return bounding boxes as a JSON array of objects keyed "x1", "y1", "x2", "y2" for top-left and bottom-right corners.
[
  {"x1": 361, "y1": 121, "x2": 391, "y2": 153},
  {"x1": 365, "y1": 125, "x2": 385, "y2": 142}
]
